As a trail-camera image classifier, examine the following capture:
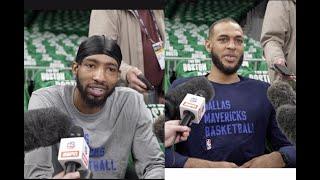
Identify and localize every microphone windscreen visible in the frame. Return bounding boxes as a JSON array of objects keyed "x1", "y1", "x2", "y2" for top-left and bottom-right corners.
[
  {"x1": 267, "y1": 80, "x2": 296, "y2": 109},
  {"x1": 153, "y1": 114, "x2": 165, "y2": 143},
  {"x1": 165, "y1": 76, "x2": 214, "y2": 120},
  {"x1": 24, "y1": 107, "x2": 72, "y2": 152},
  {"x1": 166, "y1": 76, "x2": 214, "y2": 106},
  {"x1": 276, "y1": 104, "x2": 296, "y2": 144}
]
